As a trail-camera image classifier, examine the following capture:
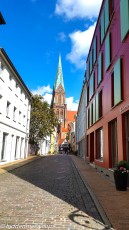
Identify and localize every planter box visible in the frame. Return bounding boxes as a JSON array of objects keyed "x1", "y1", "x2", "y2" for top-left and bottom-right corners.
[{"x1": 114, "y1": 171, "x2": 128, "y2": 191}]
